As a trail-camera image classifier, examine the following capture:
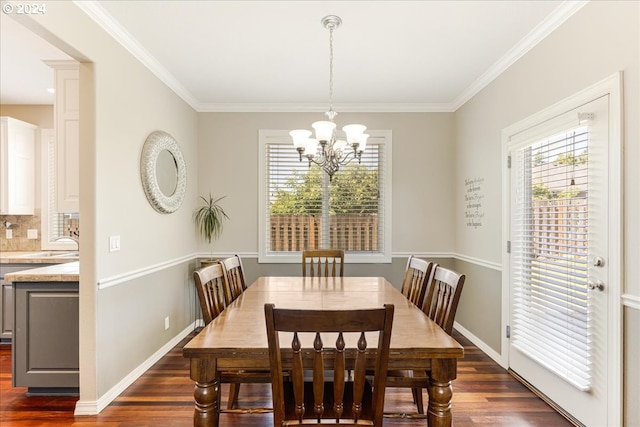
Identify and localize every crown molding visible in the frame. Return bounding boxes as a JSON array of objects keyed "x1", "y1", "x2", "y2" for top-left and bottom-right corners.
[
  {"x1": 451, "y1": 0, "x2": 589, "y2": 110},
  {"x1": 73, "y1": 0, "x2": 201, "y2": 111},
  {"x1": 76, "y1": 0, "x2": 588, "y2": 114},
  {"x1": 195, "y1": 102, "x2": 455, "y2": 113}
]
